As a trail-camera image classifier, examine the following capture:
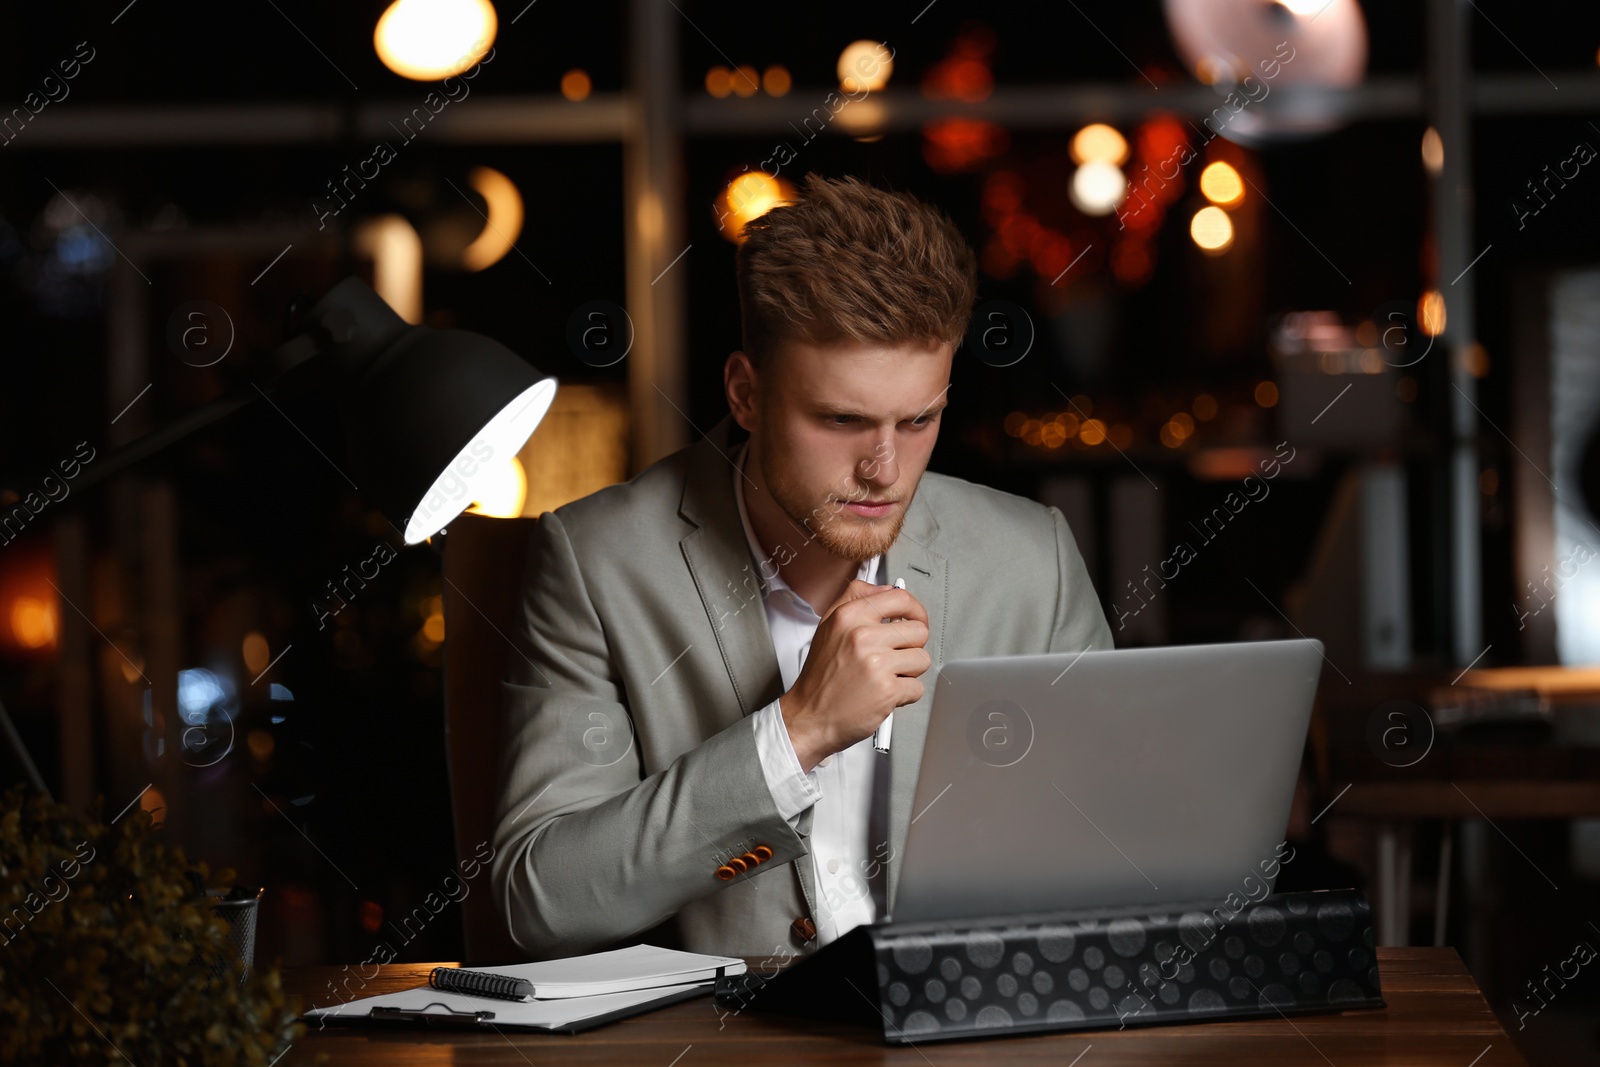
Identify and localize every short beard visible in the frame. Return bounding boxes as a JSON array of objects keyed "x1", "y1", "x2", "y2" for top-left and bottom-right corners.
[{"x1": 754, "y1": 430, "x2": 908, "y2": 564}]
